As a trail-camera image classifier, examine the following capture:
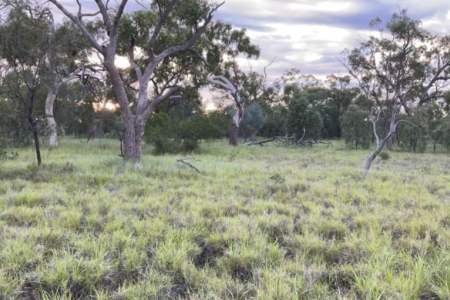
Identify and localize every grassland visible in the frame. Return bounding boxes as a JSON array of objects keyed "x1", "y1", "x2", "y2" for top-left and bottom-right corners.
[{"x1": 0, "y1": 138, "x2": 450, "y2": 299}]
